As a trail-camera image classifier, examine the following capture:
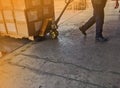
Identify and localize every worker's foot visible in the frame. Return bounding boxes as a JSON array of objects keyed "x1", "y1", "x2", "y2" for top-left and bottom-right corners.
[
  {"x1": 79, "y1": 26, "x2": 86, "y2": 36},
  {"x1": 95, "y1": 36, "x2": 108, "y2": 42}
]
